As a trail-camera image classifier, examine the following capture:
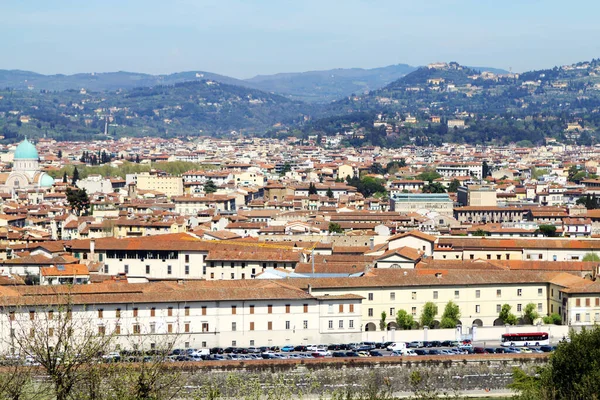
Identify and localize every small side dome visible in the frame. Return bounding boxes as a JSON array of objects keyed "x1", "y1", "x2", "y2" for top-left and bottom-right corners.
[
  {"x1": 39, "y1": 174, "x2": 55, "y2": 188},
  {"x1": 14, "y1": 139, "x2": 39, "y2": 160}
]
